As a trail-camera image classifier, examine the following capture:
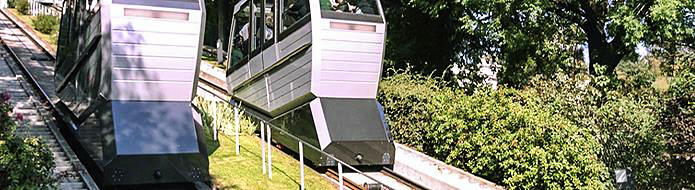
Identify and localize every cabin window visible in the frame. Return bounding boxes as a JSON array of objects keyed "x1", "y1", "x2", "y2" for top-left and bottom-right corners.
[
  {"x1": 281, "y1": 0, "x2": 310, "y2": 31},
  {"x1": 230, "y1": 2, "x2": 250, "y2": 67},
  {"x1": 264, "y1": 0, "x2": 275, "y2": 44},
  {"x1": 252, "y1": 0, "x2": 265, "y2": 52},
  {"x1": 319, "y1": 0, "x2": 379, "y2": 15}
]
